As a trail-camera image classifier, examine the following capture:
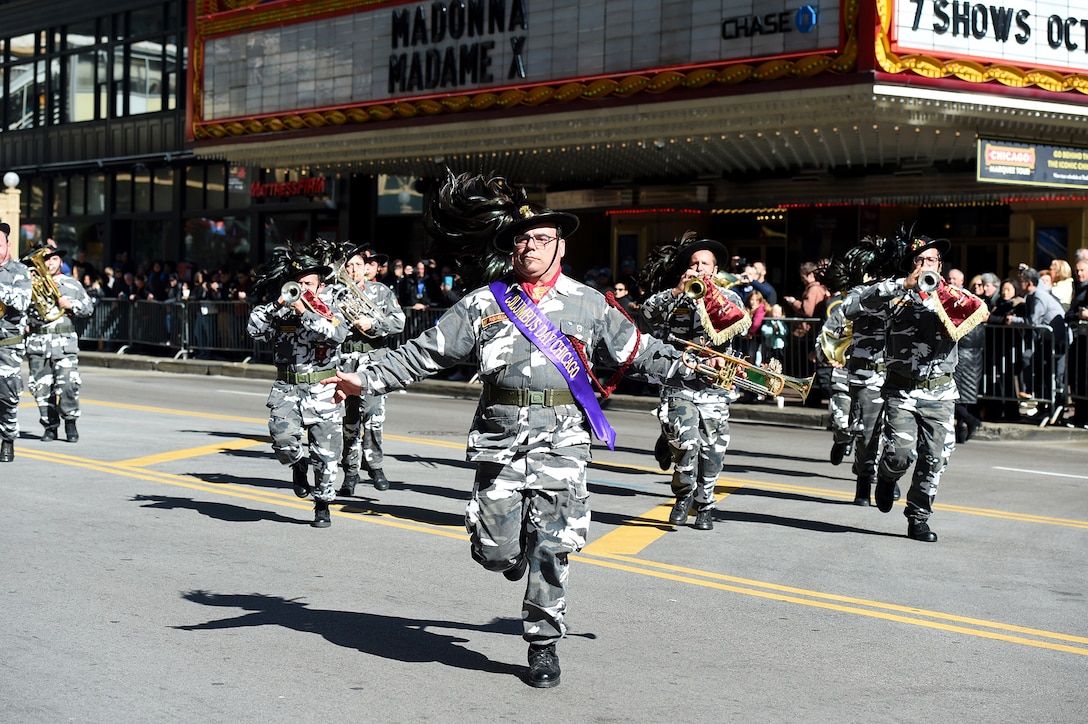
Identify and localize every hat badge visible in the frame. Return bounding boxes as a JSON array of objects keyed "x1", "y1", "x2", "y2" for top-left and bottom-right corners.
[{"x1": 519, "y1": 205, "x2": 533, "y2": 219}]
